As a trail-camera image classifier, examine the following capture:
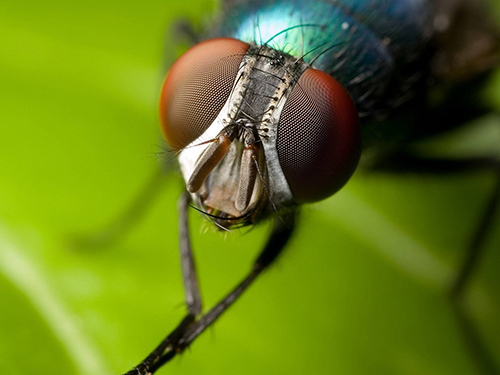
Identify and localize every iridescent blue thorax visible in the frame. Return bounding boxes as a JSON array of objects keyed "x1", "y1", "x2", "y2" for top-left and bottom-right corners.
[{"x1": 212, "y1": 0, "x2": 434, "y2": 117}]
